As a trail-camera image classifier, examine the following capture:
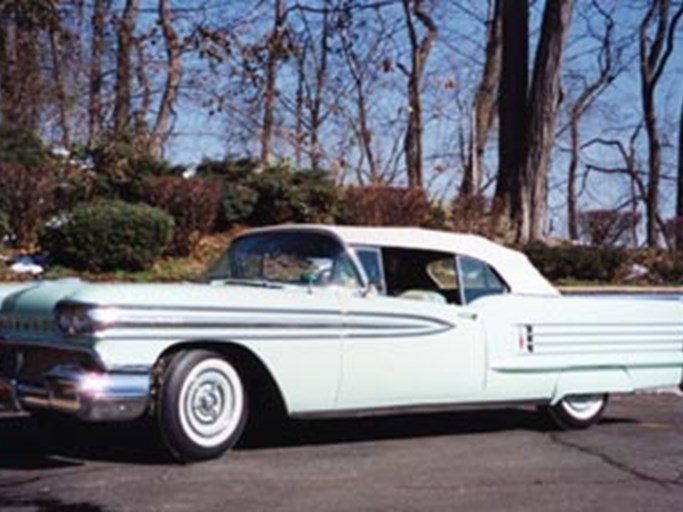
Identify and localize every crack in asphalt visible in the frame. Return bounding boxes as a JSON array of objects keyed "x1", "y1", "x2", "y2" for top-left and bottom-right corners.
[
  {"x1": 402, "y1": 476, "x2": 638, "y2": 492},
  {"x1": 0, "y1": 476, "x2": 44, "y2": 488},
  {"x1": 549, "y1": 432, "x2": 683, "y2": 489}
]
